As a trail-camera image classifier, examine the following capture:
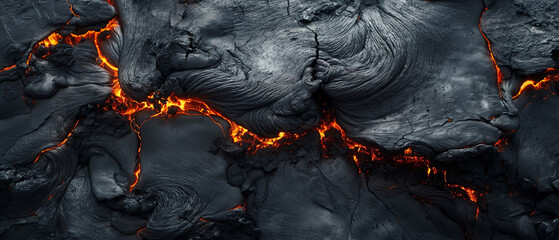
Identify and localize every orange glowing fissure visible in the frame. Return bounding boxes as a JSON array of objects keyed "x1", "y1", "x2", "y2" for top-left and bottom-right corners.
[
  {"x1": 130, "y1": 162, "x2": 141, "y2": 191},
  {"x1": 92, "y1": 14, "x2": 423, "y2": 188},
  {"x1": 426, "y1": 164, "x2": 483, "y2": 216},
  {"x1": 33, "y1": 120, "x2": 80, "y2": 163},
  {"x1": 28, "y1": 18, "x2": 119, "y2": 165},
  {"x1": 29, "y1": 10, "x2": 485, "y2": 209},
  {"x1": 26, "y1": 16, "x2": 298, "y2": 189},
  {"x1": 480, "y1": 8, "x2": 558, "y2": 99},
  {"x1": 479, "y1": 8, "x2": 504, "y2": 98},
  {"x1": 128, "y1": 124, "x2": 142, "y2": 191},
  {"x1": 427, "y1": 166, "x2": 483, "y2": 218},
  {"x1": 28, "y1": 16, "x2": 437, "y2": 189},
  {"x1": 447, "y1": 183, "x2": 482, "y2": 219},
  {"x1": 316, "y1": 113, "x2": 381, "y2": 163},
  {"x1": 0, "y1": 64, "x2": 16, "y2": 73},
  {"x1": 512, "y1": 68, "x2": 558, "y2": 99},
  {"x1": 447, "y1": 184, "x2": 479, "y2": 203}
]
